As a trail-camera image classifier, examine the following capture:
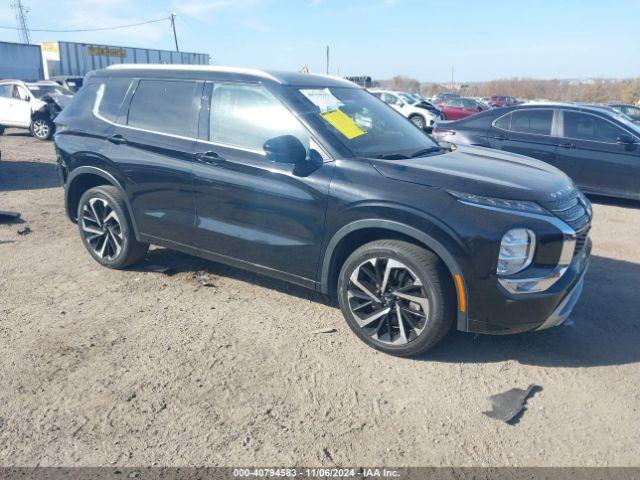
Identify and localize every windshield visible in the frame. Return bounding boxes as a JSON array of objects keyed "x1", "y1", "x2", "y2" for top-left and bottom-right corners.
[
  {"x1": 293, "y1": 87, "x2": 440, "y2": 158},
  {"x1": 400, "y1": 93, "x2": 418, "y2": 105},
  {"x1": 26, "y1": 84, "x2": 73, "y2": 98}
]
